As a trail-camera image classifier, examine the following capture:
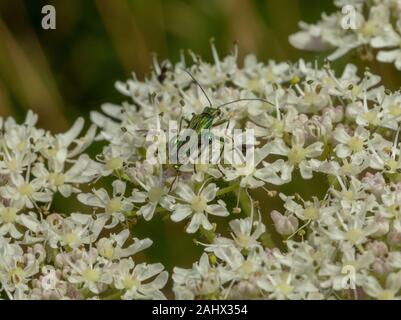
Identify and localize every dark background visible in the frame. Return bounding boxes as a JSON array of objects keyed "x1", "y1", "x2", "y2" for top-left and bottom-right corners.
[{"x1": 0, "y1": 0, "x2": 339, "y2": 131}]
